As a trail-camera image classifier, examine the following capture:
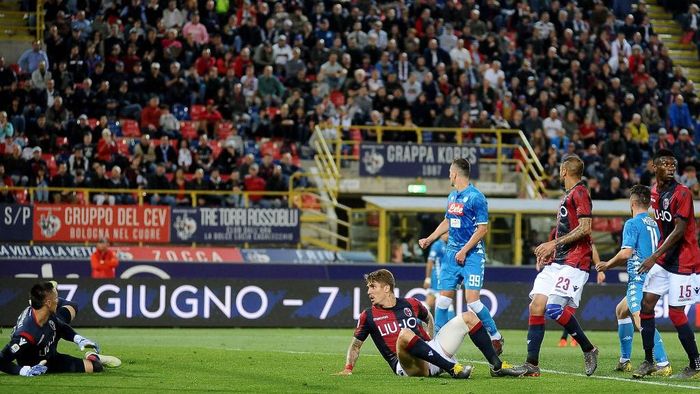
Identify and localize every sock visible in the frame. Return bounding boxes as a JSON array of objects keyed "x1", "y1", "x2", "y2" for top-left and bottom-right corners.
[
  {"x1": 640, "y1": 312, "x2": 656, "y2": 363},
  {"x1": 561, "y1": 328, "x2": 568, "y2": 340},
  {"x1": 405, "y1": 336, "x2": 456, "y2": 372},
  {"x1": 556, "y1": 308, "x2": 594, "y2": 352},
  {"x1": 617, "y1": 318, "x2": 634, "y2": 361},
  {"x1": 469, "y1": 300, "x2": 501, "y2": 340},
  {"x1": 435, "y1": 306, "x2": 449, "y2": 334},
  {"x1": 669, "y1": 308, "x2": 700, "y2": 368},
  {"x1": 653, "y1": 329, "x2": 669, "y2": 366},
  {"x1": 86, "y1": 353, "x2": 104, "y2": 373},
  {"x1": 447, "y1": 304, "x2": 456, "y2": 321},
  {"x1": 468, "y1": 321, "x2": 502, "y2": 369},
  {"x1": 526, "y1": 315, "x2": 545, "y2": 366}
]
